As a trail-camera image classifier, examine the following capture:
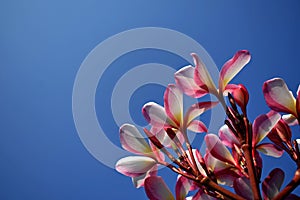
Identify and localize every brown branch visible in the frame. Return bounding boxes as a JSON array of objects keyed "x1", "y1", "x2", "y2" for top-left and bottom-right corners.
[
  {"x1": 242, "y1": 118, "x2": 262, "y2": 200},
  {"x1": 200, "y1": 177, "x2": 245, "y2": 200}
]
